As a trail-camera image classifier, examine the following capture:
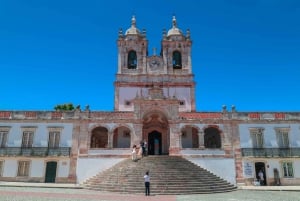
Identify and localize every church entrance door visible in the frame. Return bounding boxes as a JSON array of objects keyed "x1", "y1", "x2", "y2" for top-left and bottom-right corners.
[{"x1": 148, "y1": 131, "x2": 162, "y2": 155}]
